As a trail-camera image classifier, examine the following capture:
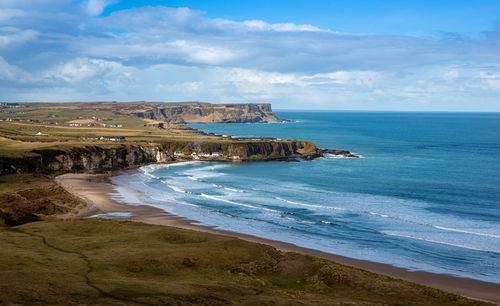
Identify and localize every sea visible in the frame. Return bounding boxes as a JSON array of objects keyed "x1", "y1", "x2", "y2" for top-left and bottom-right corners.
[{"x1": 109, "y1": 111, "x2": 500, "y2": 283}]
